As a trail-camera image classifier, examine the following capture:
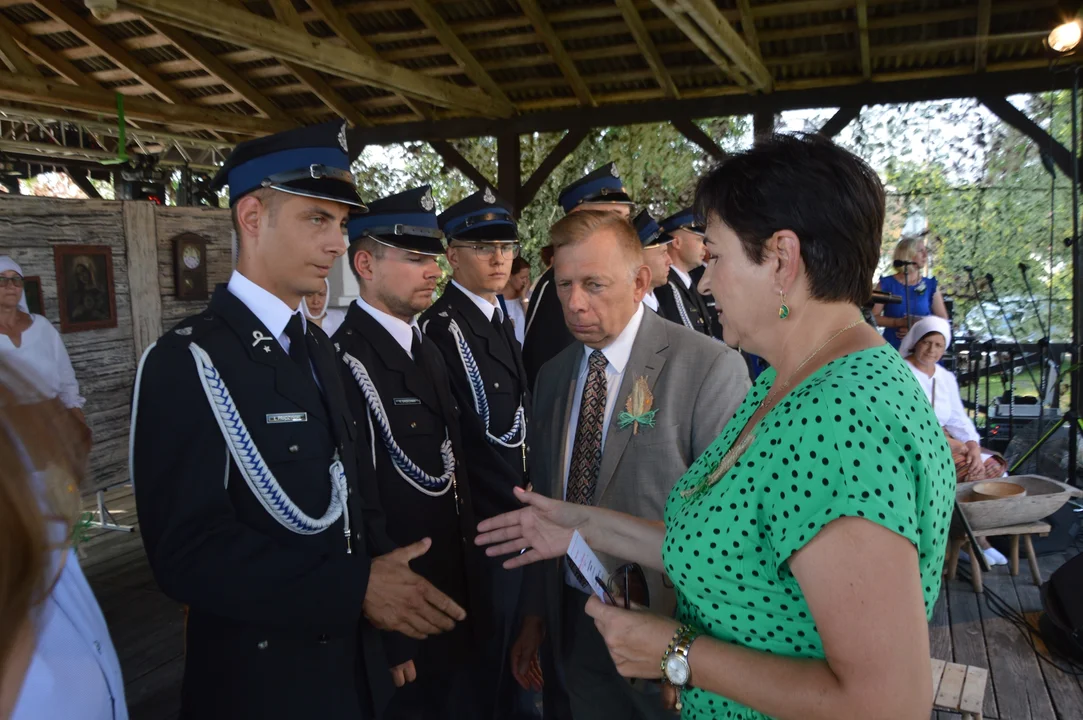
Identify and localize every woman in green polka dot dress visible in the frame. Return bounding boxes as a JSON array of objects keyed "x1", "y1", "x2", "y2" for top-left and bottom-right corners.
[{"x1": 477, "y1": 134, "x2": 954, "y2": 720}]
